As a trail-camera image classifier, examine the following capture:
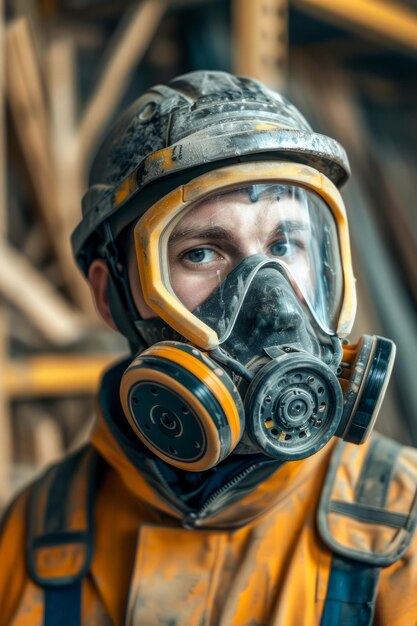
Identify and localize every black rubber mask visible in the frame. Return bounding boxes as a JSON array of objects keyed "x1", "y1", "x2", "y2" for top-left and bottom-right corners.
[{"x1": 192, "y1": 254, "x2": 344, "y2": 458}]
